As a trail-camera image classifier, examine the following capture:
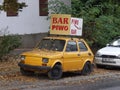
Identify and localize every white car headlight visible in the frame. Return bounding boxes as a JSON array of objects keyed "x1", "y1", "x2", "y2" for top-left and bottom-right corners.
[
  {"x1": 20, "y1": 55, "x2": 25, "y2": 60},
  {"x1": 117, "y1": 54, "x2": 120, "y2": 58},
  {"x1": 95, "y1": 52, "x2": 102, "y2": 57},
  {"x1": 42, "y1": 58, "x2": 49, "y2": 63}
]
